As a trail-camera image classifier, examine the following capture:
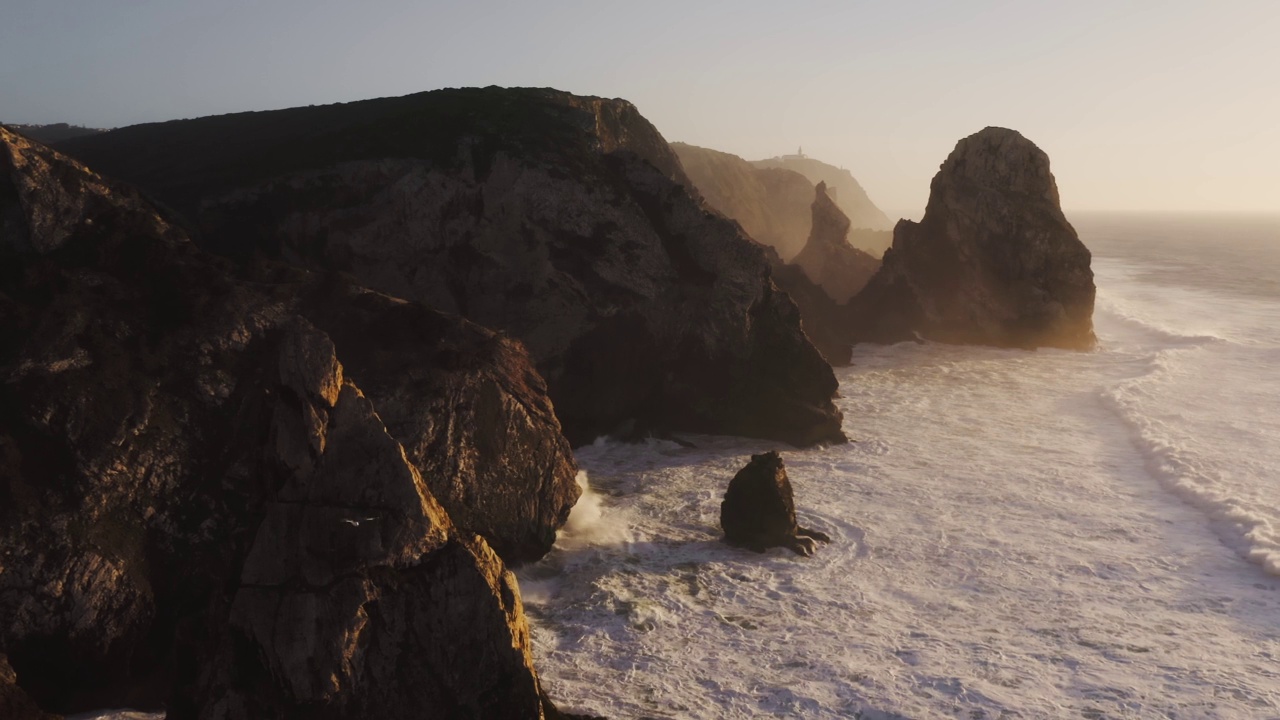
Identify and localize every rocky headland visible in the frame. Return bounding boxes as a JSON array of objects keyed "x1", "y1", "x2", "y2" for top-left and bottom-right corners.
[
  {"x1": 671, "y1": 142, "x2": 815, "y2": 260},
  {"x1": 752, "y1": 152, "x2": 893, "y2": 234},
  {"x1": 847, "y1": 127, "x2": 1096, "y2": 349},
  {"x1": 0, "y1": 127, "x2": 582, "y2": 717},
  {"x1": 58, "y1": 87, "x2": 846, "y2": 448}
]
